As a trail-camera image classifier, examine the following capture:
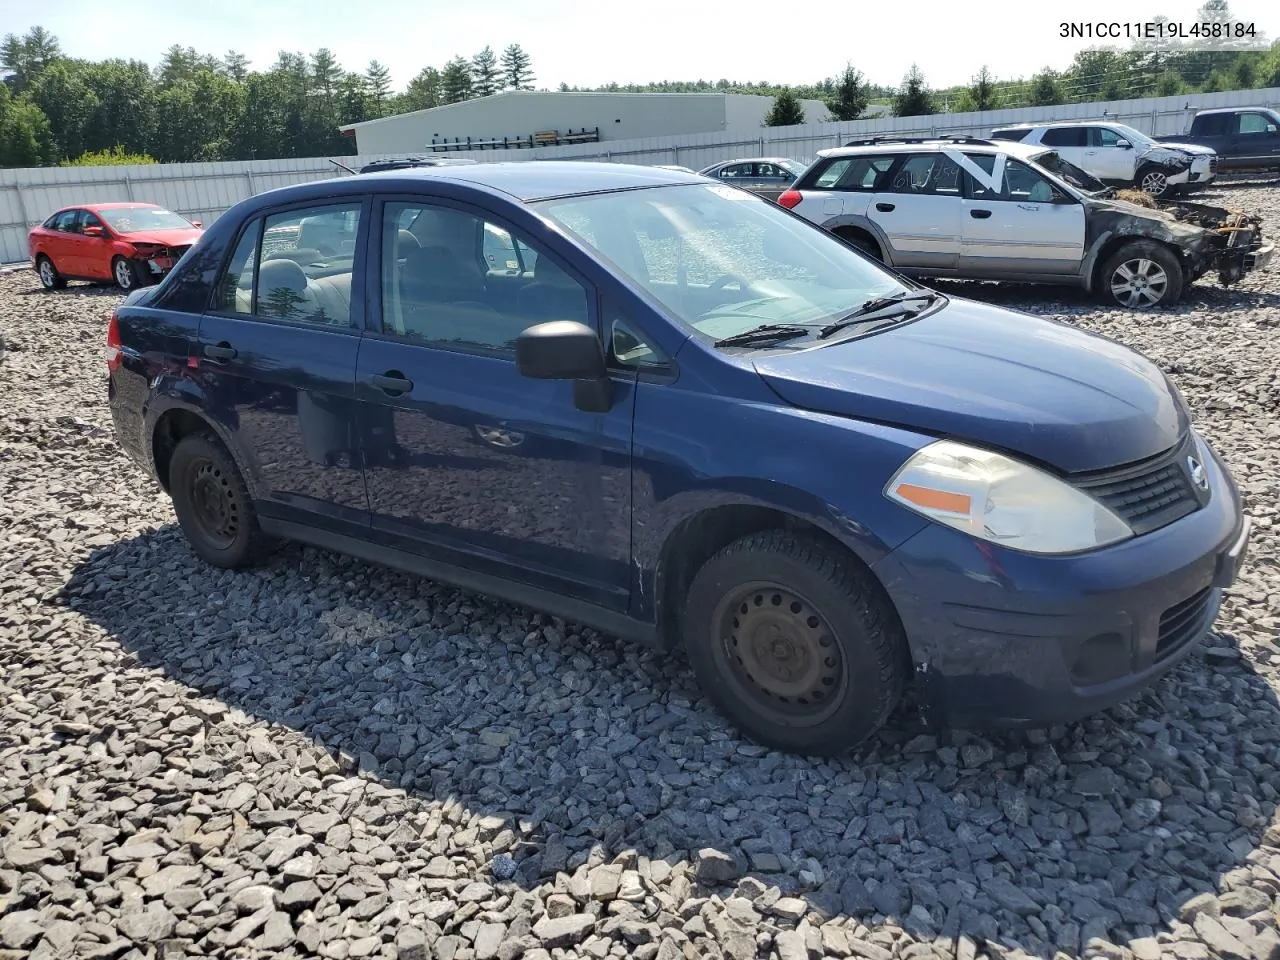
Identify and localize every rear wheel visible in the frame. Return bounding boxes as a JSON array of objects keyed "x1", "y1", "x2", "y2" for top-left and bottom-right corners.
[
  {"x1": 112, "y1": 256, "x2": 141, "y2": 292},
  {"x1": 36, "y1": 256, "x2": 66, "y2": 291},
  {"x1": 682, "y1": 530, "x2": 909, "y2": 756},
  {"x1": 1100, "y1": 240, "x2": 1184, "y2": 309},
  {"x1": 838, "y1": 230, "x2": 882, "y2": 261},
  {"x1": 169, "y1": 433, "x2": 277, "y2": 569}
]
